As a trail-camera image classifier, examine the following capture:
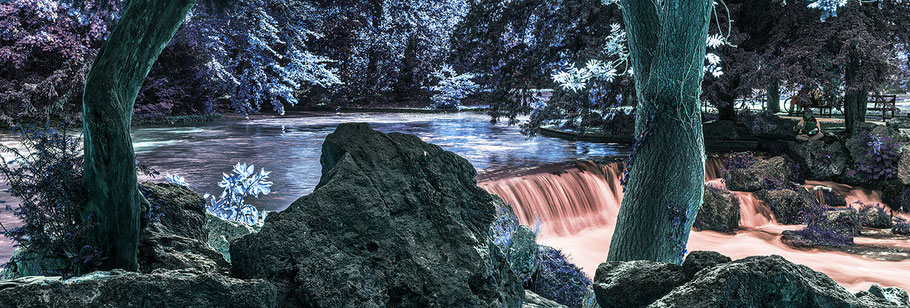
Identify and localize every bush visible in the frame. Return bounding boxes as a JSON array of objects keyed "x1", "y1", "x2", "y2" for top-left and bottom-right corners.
[
  {"x1": 849, "y1": 133, "x2": 902, "y2": 181},
  {"x1": 722, "y1": 152, "x2": 757, "y2": 175},
  {"x1": 428, "y1": 65, "x2": 479, "y2": 109},
  {"x1": 894, "y1": 219, "x2": 910, "y2": 236},
  {"x1": 0, "y1": 125, "x2": 101, "y2": 276},
  {"x1": 530, "y1": 246, "x2": 592, "y2": 308},
  {"x1": 790, "y1": 202, "x2": 857, "y2": 247},
  {"x1": 203, "y1": 163, "x2": 272, "y2": 226}
]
